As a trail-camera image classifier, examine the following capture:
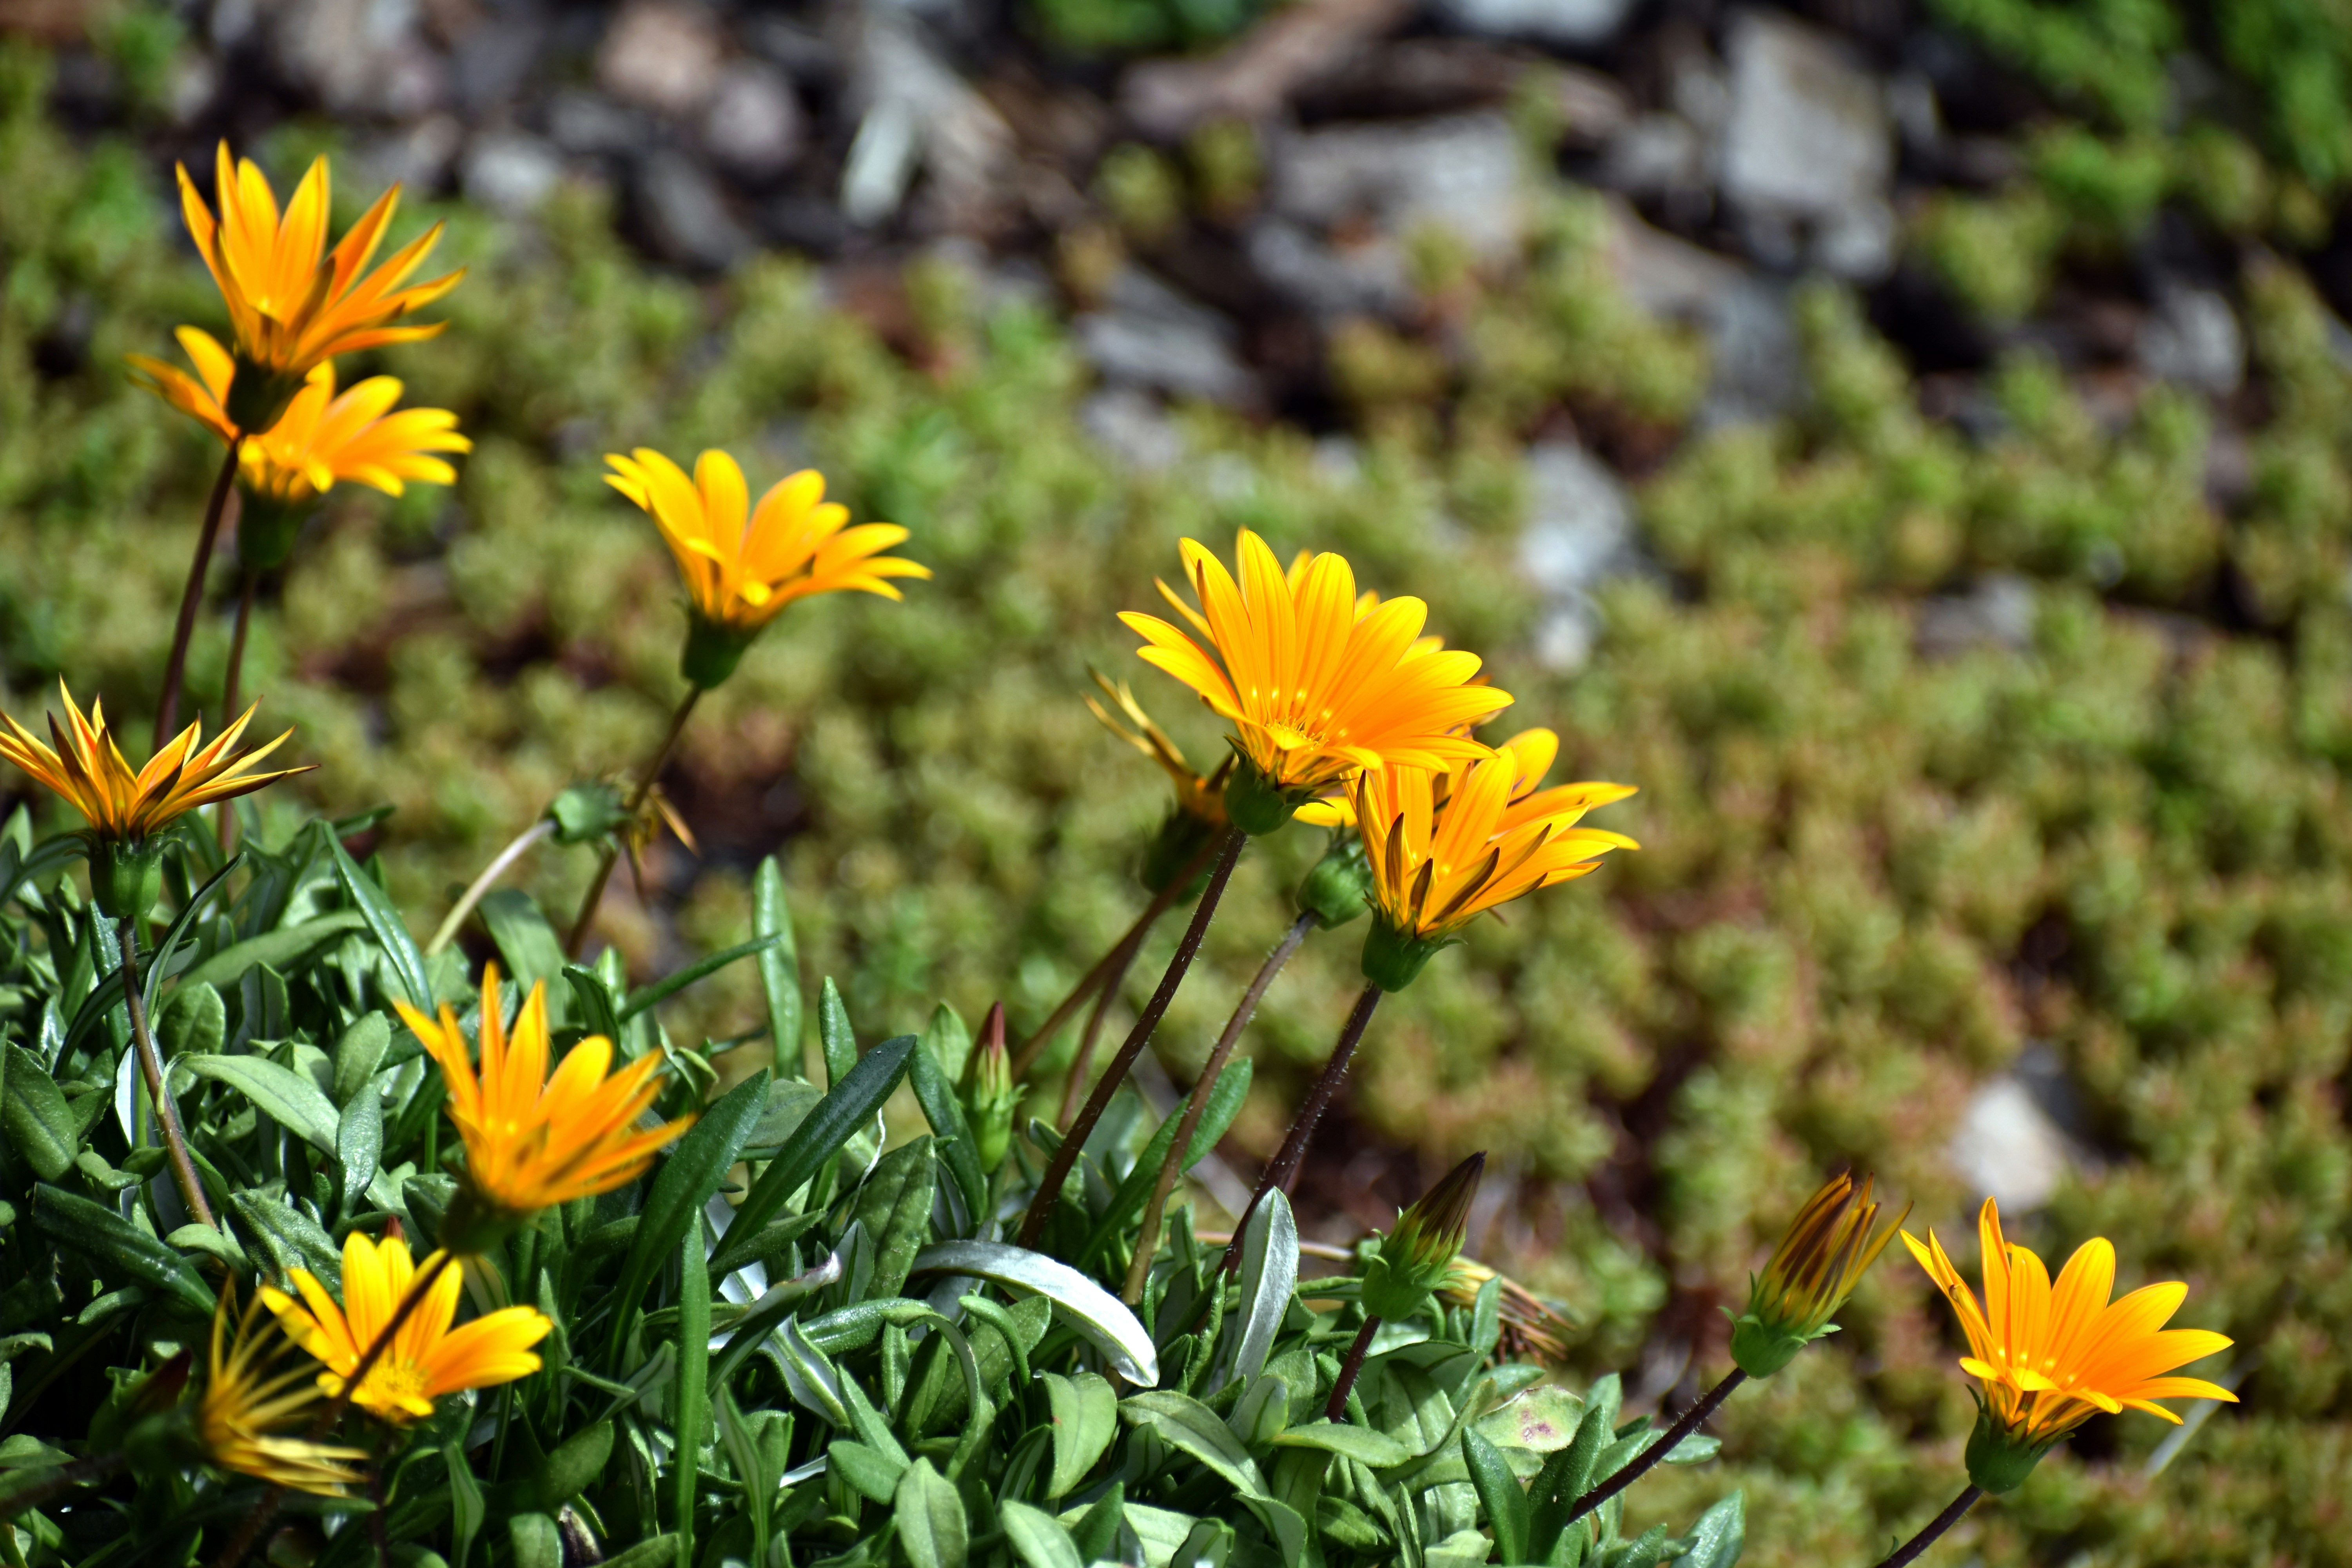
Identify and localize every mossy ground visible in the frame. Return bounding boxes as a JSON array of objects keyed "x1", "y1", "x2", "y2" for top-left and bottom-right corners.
[{"x1": 5, "y1": 32, "x2": 2352, "y2": 1563}]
